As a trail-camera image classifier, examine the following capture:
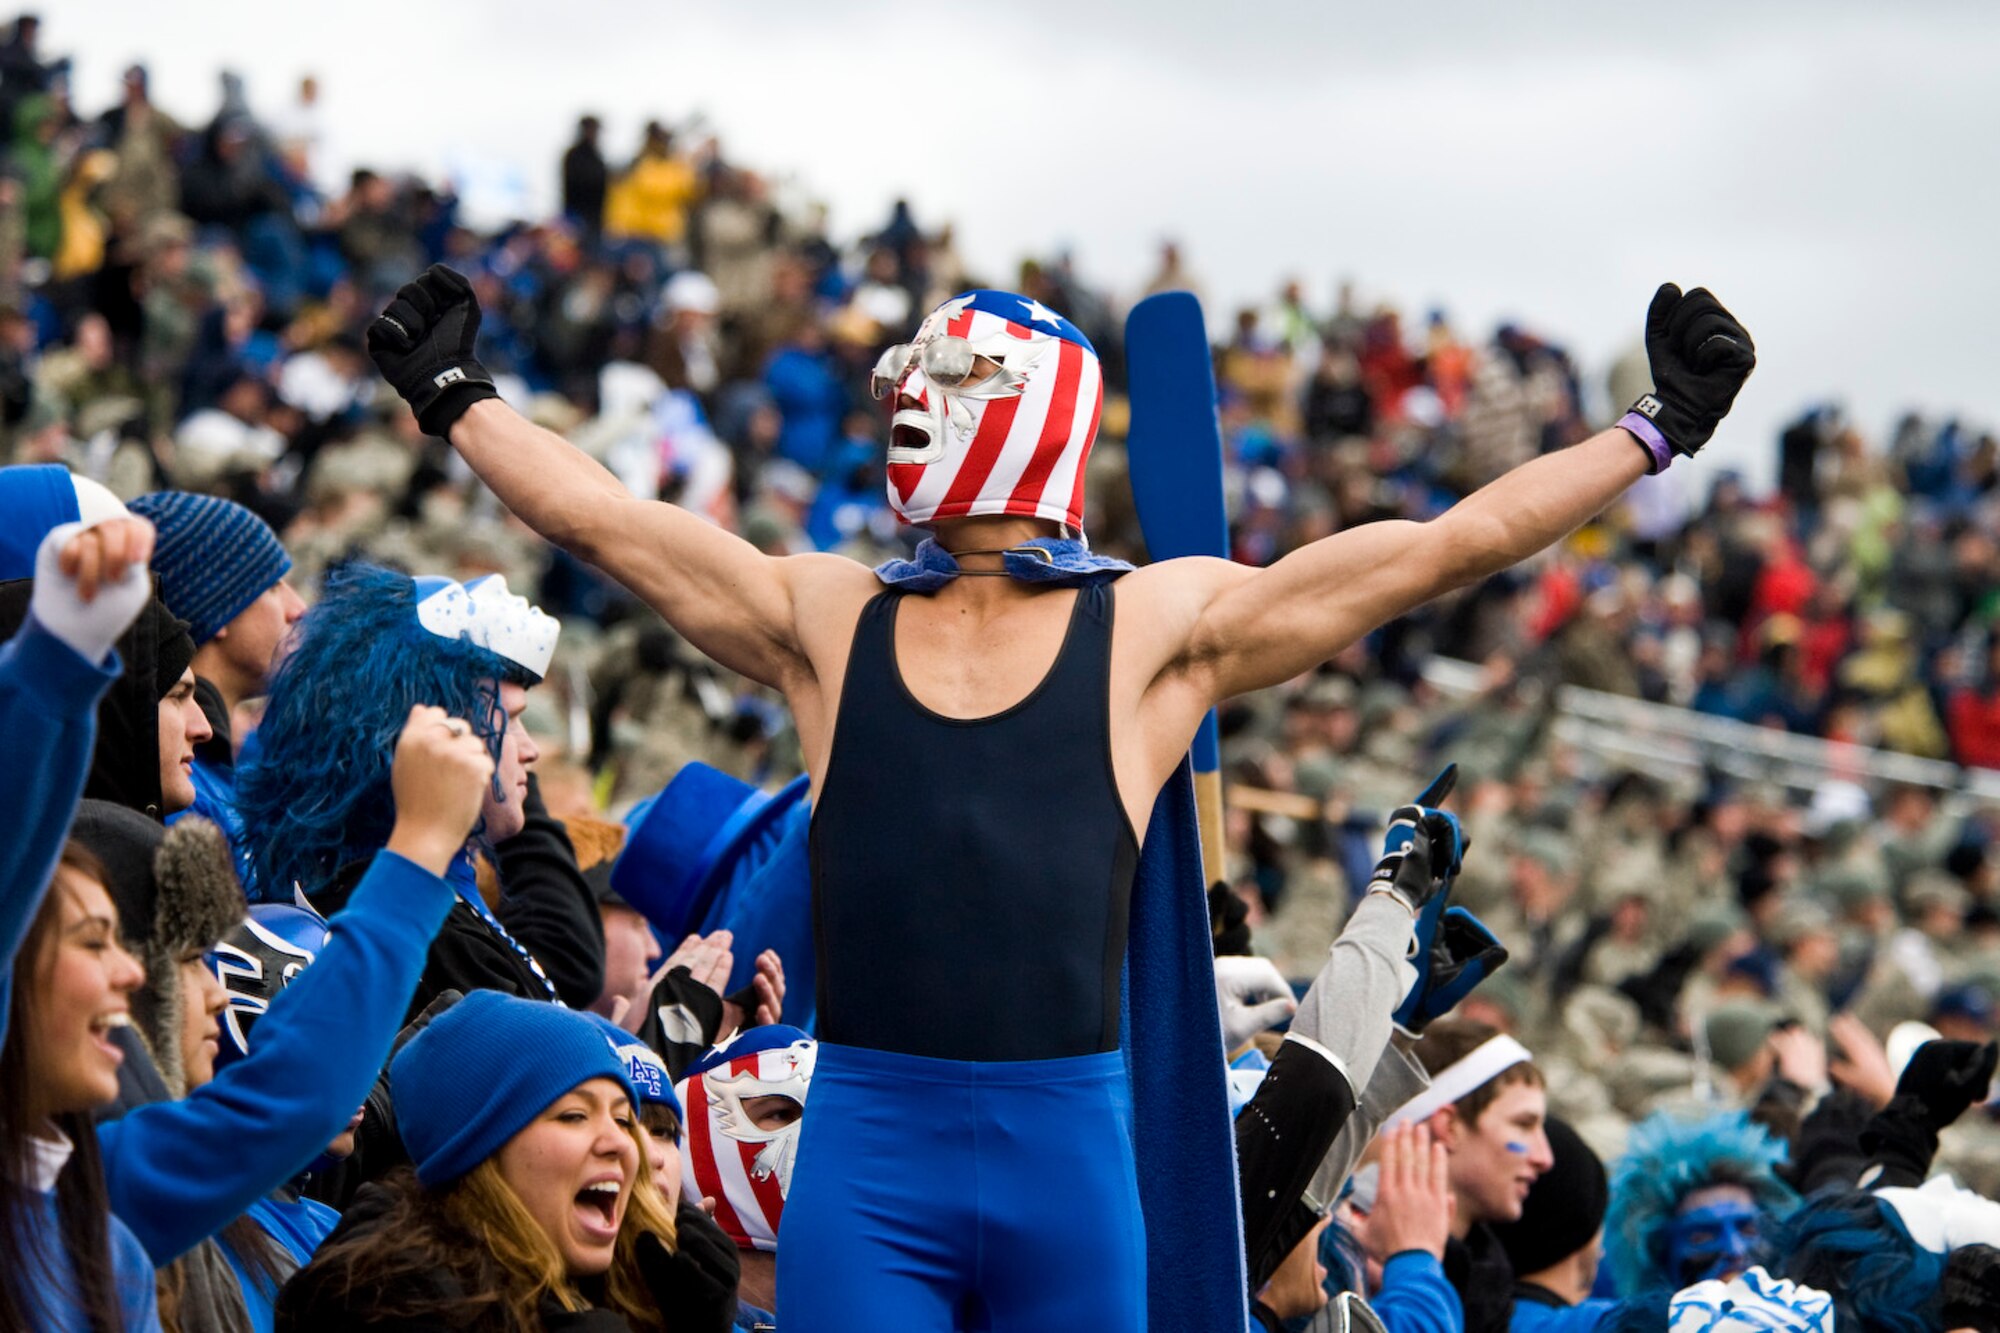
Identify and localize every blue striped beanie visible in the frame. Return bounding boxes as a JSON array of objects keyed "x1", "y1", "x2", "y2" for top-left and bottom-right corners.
[{"x1": 127, "y1": 491, "x2": 292, "y2": 645}]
